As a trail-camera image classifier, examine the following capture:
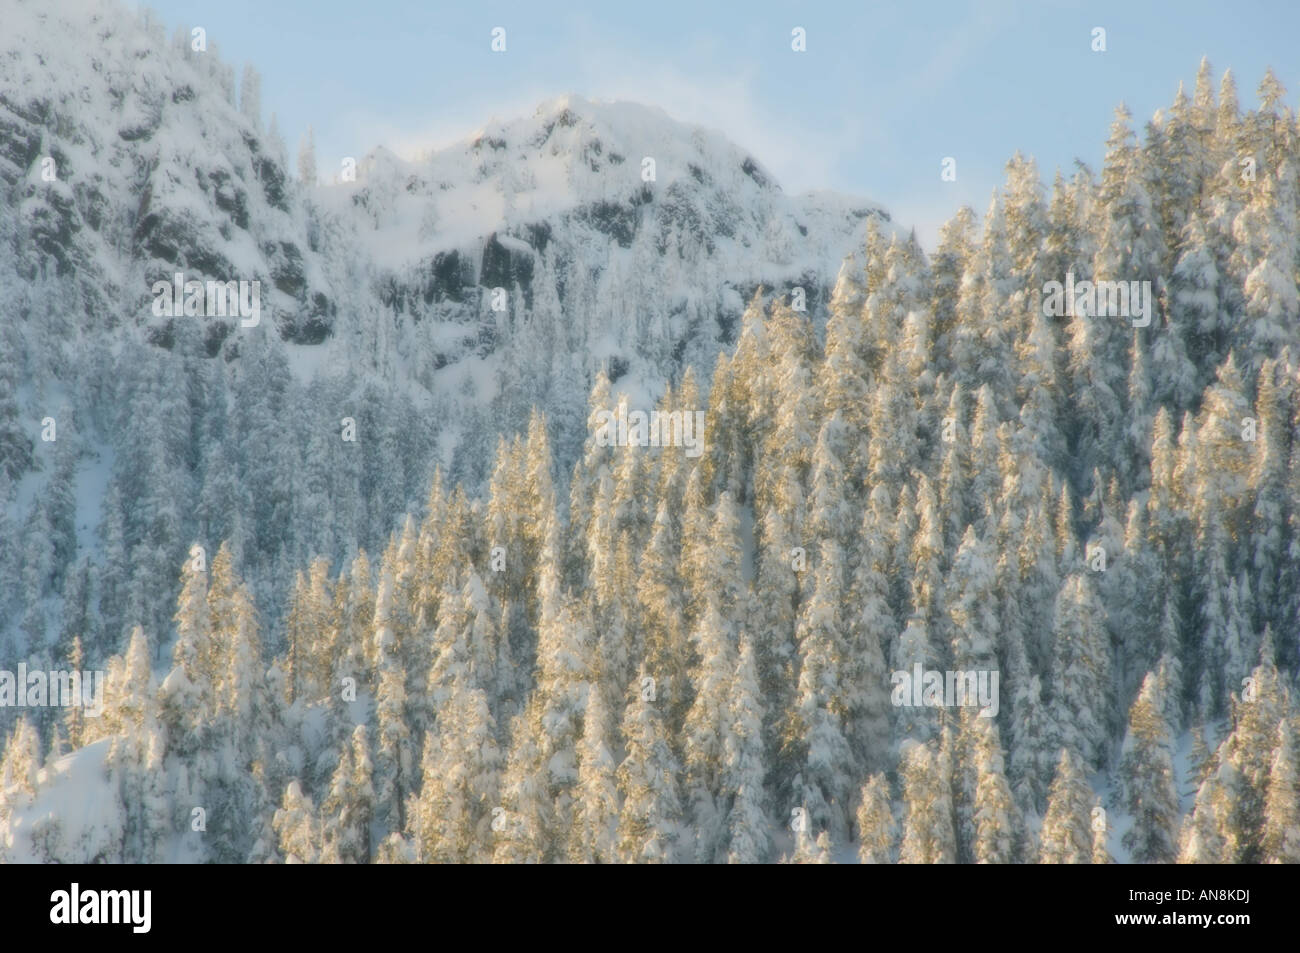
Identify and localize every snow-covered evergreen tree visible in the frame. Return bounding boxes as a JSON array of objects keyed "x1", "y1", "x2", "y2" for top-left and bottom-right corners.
[
  {"x1": 1039, "y1": 749, "x2": 1094, "y2": 864},
  {"x1": 1119, "y1": 673, "x2": 1180, "y2": 862},
  {"x1": 616, "y1": 673, "x2": 683, "y2": 864},
  {"x1": 571, "y1": 677, "x2": 621, "y2": 864},
  {"x1": 273, "y1": 781, "x2": 321, "y2": 864},
  {"x1": 1261, "y1": 719, "x2": 1300, "y2": 864},
  {"x1": 856, "y1": 774, "x2": 894, "y2": 864},
  {"x1": 899, "y1": 740, "x2": 956, "y2": 864}
]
